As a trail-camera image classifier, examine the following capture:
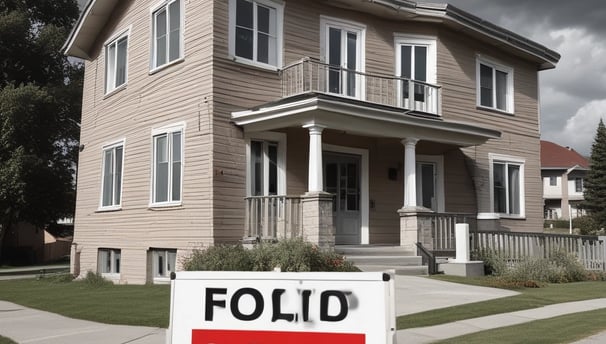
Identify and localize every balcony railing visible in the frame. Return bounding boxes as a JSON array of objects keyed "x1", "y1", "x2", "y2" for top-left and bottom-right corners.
[
  {"x1": 281, "y1": 57, "x2": 441, "y2": 115},
  {"x1": 244, "y1": 195, "x2": 303, "y2": 241}
]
